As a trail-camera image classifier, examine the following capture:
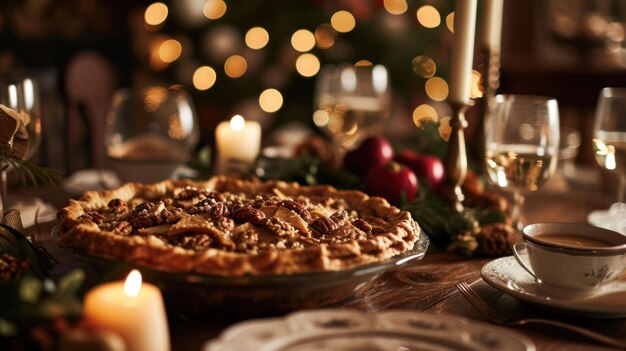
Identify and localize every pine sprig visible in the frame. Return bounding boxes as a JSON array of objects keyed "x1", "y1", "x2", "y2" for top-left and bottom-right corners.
[{"x1": 0, "y1": 143, "x2": 62, "y2": 187}]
